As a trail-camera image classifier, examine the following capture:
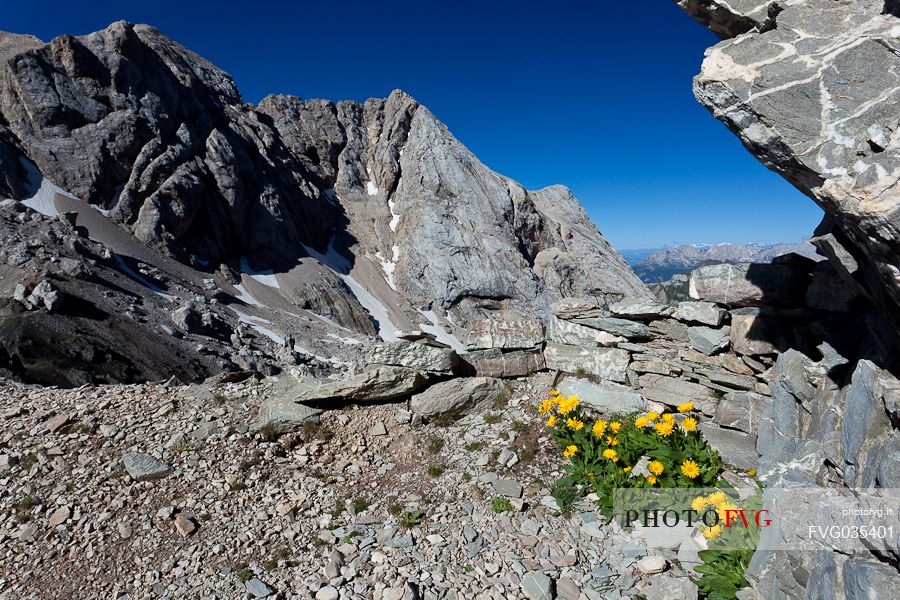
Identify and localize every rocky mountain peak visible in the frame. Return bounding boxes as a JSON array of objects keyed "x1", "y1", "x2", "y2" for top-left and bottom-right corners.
[{"x1": 0, "y1": 21, "x2": 648, "y2": 384}]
